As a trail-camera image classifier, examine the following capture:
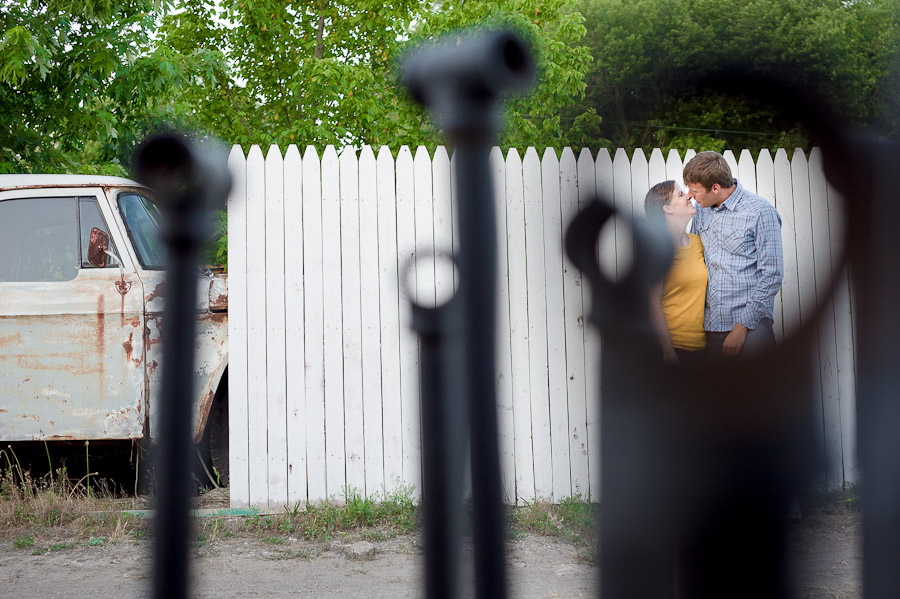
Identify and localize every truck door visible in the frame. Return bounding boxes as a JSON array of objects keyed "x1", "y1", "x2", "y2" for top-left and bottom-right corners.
[{"x1": 0, "y1": 191, "x2": 145, "y2": 440}]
